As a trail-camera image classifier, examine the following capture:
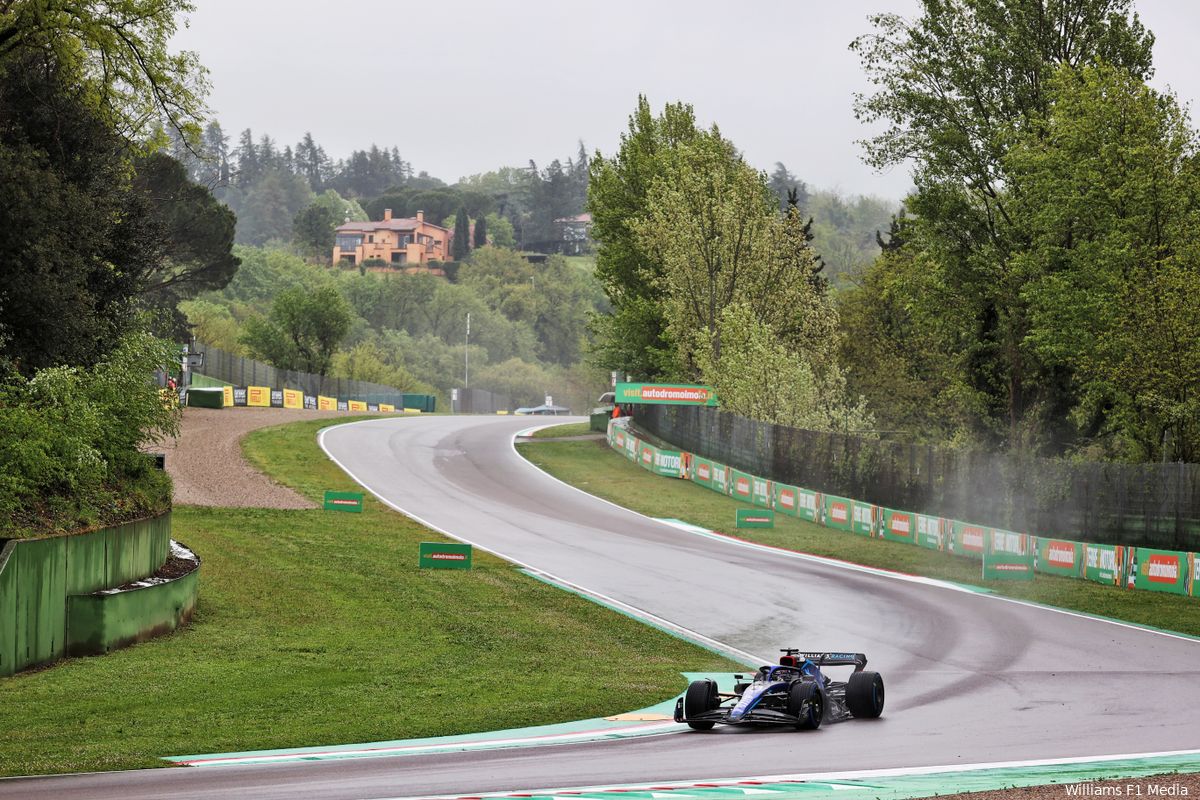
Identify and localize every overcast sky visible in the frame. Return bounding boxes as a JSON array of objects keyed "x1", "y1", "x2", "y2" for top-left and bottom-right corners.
[{"x1": 173, "y1": 1, "x2": 1200, "y2": 202}]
